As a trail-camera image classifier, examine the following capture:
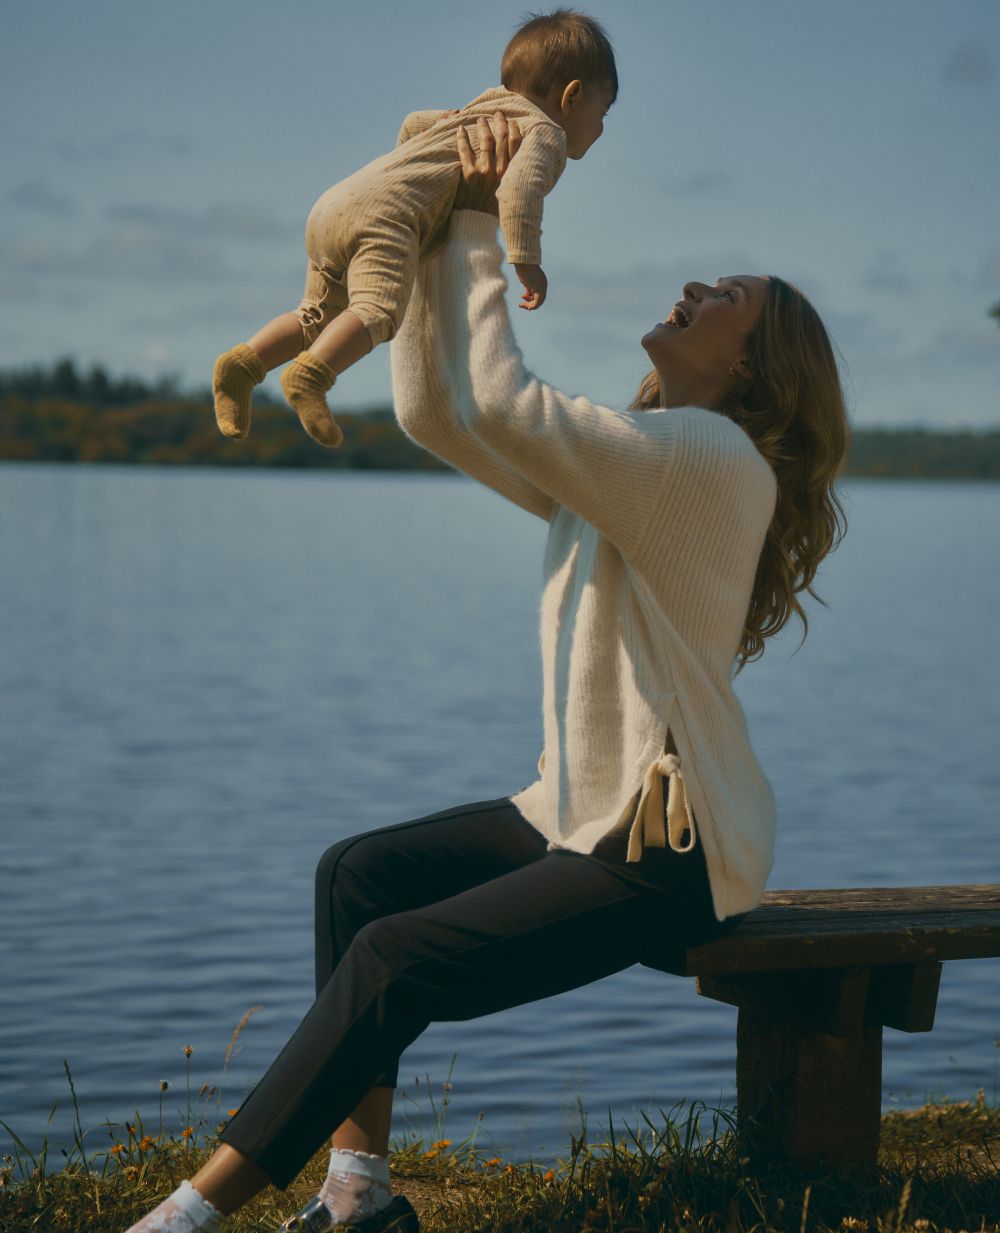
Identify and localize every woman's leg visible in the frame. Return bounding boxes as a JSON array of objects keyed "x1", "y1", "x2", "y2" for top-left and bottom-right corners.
[
  {"x1": 213, "y1": 803, "x2": 725, "y2": 1197},
  {"x1": 163, "y1": 797, "x2": 550, "y2": 1222},
  {"x1": 313, "y1": 795, "x2": 553, "y2": 1149},
  {"x1": 136, "y1": 792, "x2": 741, "y2": 1225},
  {"x1": 125, "y1": 796, "x2": 543, "y2": 1228}
]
